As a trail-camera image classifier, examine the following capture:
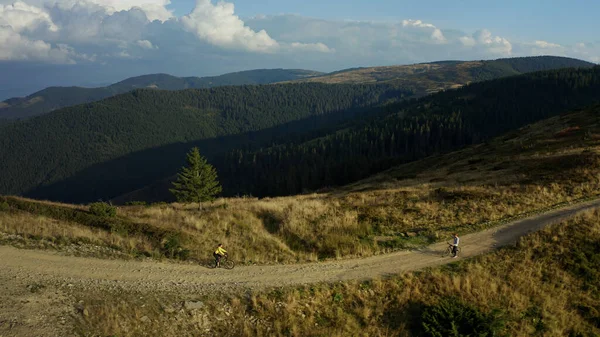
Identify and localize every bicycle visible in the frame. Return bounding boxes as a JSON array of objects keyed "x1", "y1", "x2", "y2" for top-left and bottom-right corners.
[
  {"x1": 210, "y1": 254, "x2": 235, "y2": 269},
  {"x1": 442, "y1": 242, "x2": 461, "y2": 257}
]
